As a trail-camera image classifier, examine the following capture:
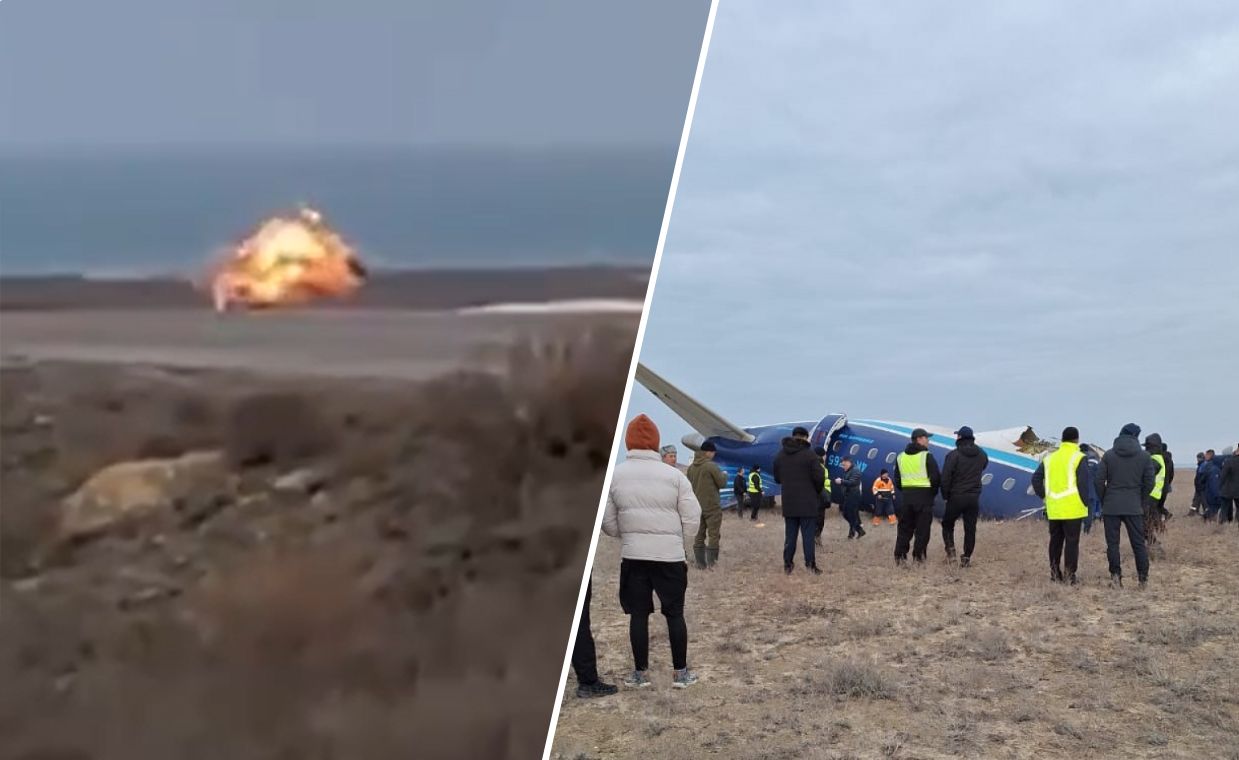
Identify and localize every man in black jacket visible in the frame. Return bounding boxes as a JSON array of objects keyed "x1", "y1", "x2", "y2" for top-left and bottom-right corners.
[
  {"x1": 733, "y1": 468, "x2": 747, "y2": 519},
  {"x1": 1221, "y1": 447, "x2": 1239, "y2": 524},
  {"x1": 835, "y1": 456, "x2": 865, "y2": 539},
  {"x1": 893, "y1": 428, "x2": 941, "y2": 564},
  {"x1": 940, "y1": 425, "x2": 989, "y2": 567},
  {"x1": 1097, "y1": 423, "x2": 1156, "y2": 588},
  {"x1": 773, "y1": 426, "x2": 826, "y2": 575}
]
